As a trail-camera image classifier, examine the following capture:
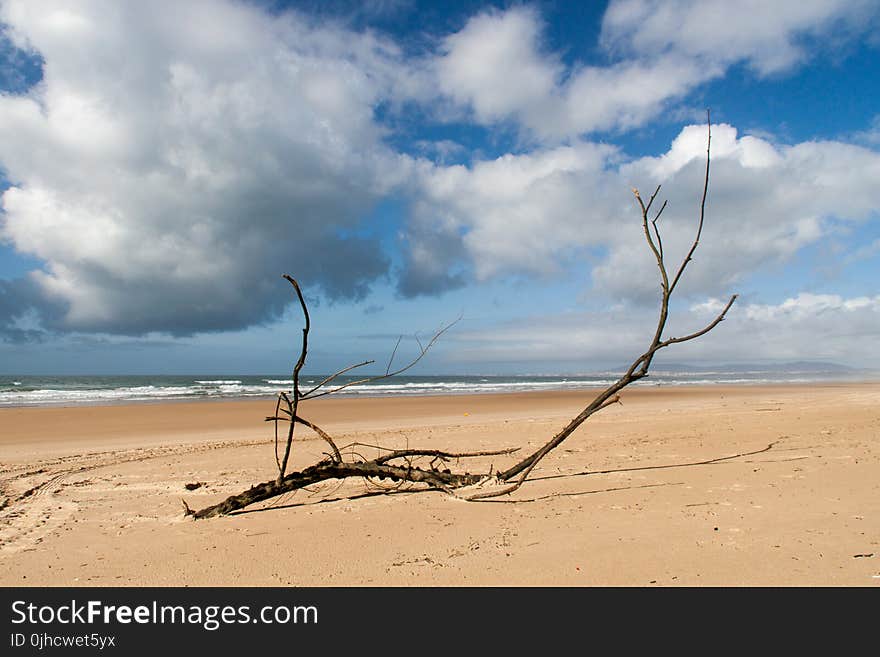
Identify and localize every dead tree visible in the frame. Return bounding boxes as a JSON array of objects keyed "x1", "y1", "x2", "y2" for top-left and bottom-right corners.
[{"x1": 188, "y1": 113, "x2": 735, "y2": 519}]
